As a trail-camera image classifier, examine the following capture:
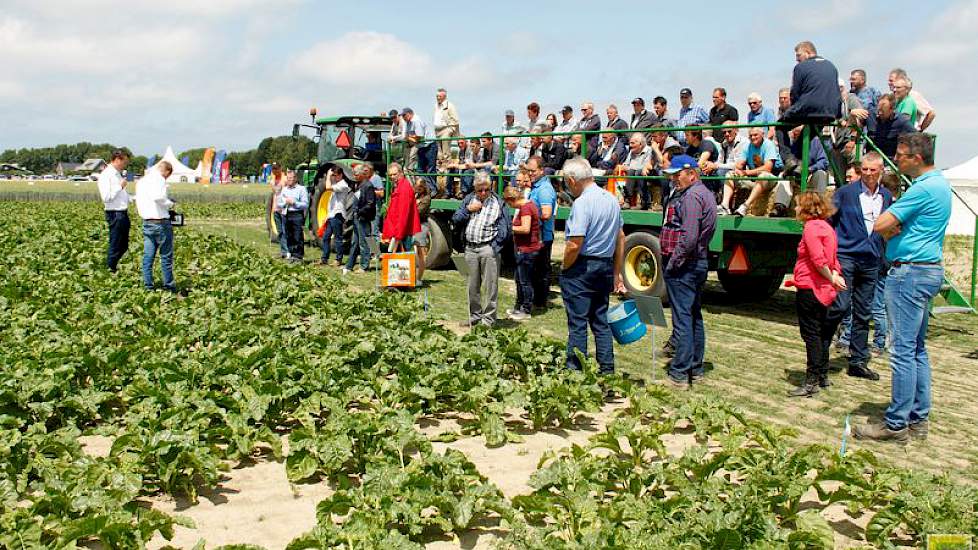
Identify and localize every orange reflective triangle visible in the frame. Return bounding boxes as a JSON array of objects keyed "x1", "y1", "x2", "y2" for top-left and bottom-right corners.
[
  {"x1": 728, "y1": 243, "x2": 750, "y2": 275},
  {"x1": 335, "y1": 130, "x2": 351, "y2": 148}
]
